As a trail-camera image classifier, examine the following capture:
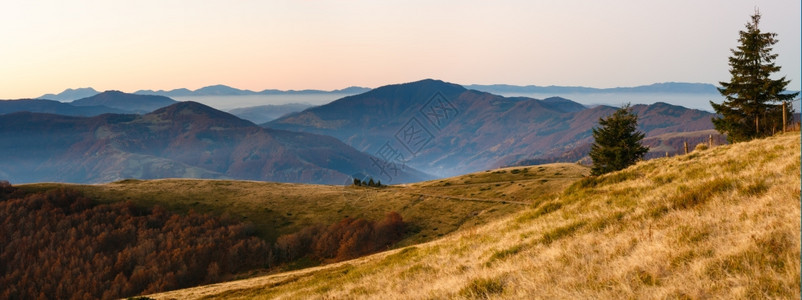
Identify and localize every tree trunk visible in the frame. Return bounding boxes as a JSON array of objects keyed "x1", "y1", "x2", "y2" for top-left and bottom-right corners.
[{"x1": 755, "y1": 114, "x2": 760, "y2": 134}]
